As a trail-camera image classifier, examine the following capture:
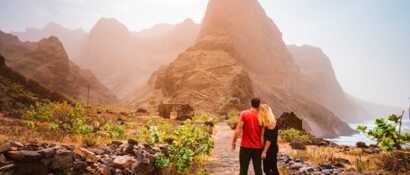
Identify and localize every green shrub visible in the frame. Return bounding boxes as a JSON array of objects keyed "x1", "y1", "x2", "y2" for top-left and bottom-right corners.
[
  {"x1": 135, "y1": 119, "x2": 170, "y2": 145},
  {"x1": 154, "y1": 152, "x2": 170, "y2": 169},
  {"x1": 194, "y1": 112, "x2": 213, "y2": 123},
  {"x1": 146, "y1": 120, "x2": 214, "y2": 174},
  {"x1": 279, "y1": 128, "x2": 308, "y2": 143},
  {"x1": 25, "y1": 102, "x2": 91, "y2": 140},
  {"x1": 358, "y1": 114, "x2": 410, "y2": 152},
  {"x1": 102, "y1": 120, "x2": 125, "y2": 139},
  {"x1": 25, "y1": 102, "x2": 126, "y2": 141}
]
